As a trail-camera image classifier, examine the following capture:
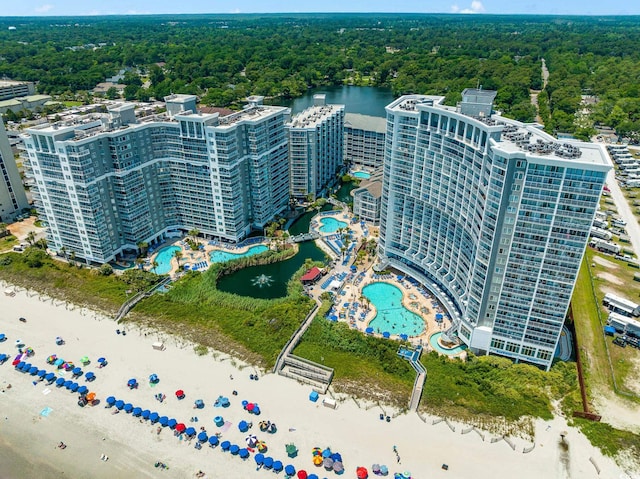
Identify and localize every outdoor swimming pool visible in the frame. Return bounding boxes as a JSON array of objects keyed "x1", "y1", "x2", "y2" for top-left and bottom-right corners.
[
  {"x1": 362, "y1": 282, "x2": 425, "y2": 337},
  {"x1": 154, "y1": 246, "x2": 181, "y2": 275},
  {"x1": 319, "y1": 217, "x2": 348, "y2": 233},
  {"x1": 429, "y1": 332, "x2": 468, "y2": 355},
  {"x1": 352, "y1": 171, "x2": 371, "y2": 180},
  {"x1": 209, "y1": 244, "x2": 269, "y2": 263}
]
